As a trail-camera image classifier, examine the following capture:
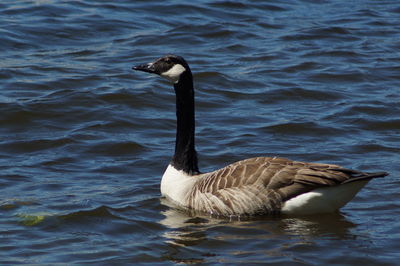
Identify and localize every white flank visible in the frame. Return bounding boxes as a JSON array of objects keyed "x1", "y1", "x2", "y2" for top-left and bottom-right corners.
[
  {"x1": 160, "y1": 164, "x2": 197, "y2": 206},
  {"x1": 281, "y1": 180, "x2": 369, "y2": 215},
  {"x1": 160, "y1": 64, "x2": 186, "y2": 83}
]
